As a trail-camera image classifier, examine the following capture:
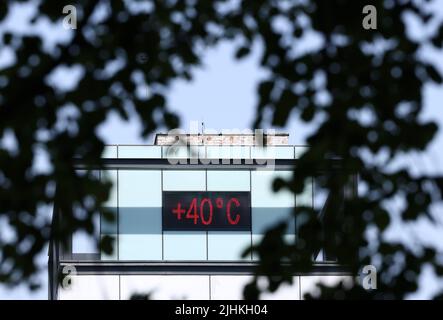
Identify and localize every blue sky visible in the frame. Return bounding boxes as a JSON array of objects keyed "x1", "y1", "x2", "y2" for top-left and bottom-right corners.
[{"x1": 1, "y1": 1, "x2": 443, "y2": 299}]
